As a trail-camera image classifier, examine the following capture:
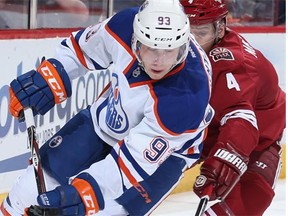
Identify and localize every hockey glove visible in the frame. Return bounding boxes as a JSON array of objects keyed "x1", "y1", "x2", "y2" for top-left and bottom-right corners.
[
  {"x1": 9, "y1": 58, "x2": 72, "y2": 121},
  {"x1": 32, "y1": 173, "x2": 104, "y2": 216},
  {"x1": 193, "y1": 142, "x2": 249, "y2": 201}
]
